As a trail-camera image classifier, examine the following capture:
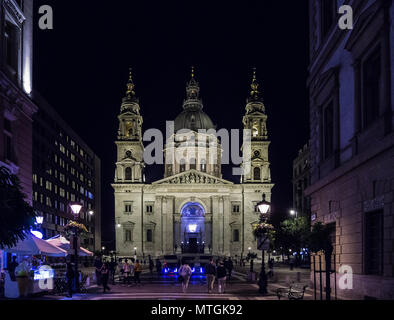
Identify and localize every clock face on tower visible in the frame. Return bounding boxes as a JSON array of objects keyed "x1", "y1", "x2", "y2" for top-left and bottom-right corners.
[{"x1": 254, "y1": 150, "x2": 261, "y2": 158}]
